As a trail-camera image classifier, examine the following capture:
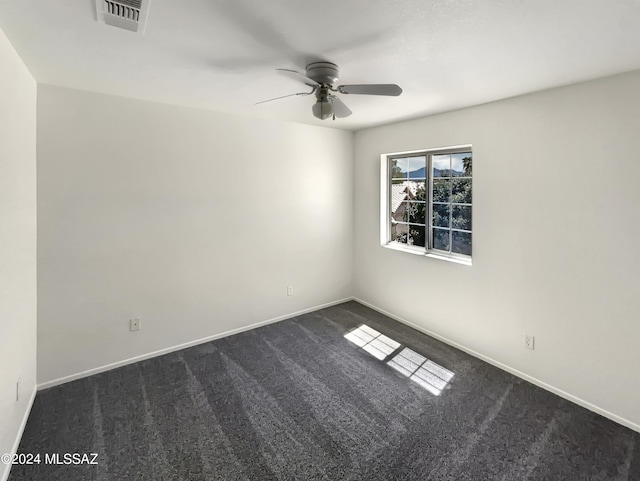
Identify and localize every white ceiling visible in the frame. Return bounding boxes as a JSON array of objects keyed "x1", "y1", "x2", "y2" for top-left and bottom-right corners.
[{"x1": 1, "y1": 0, "x2": 640, "y2": 130}]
